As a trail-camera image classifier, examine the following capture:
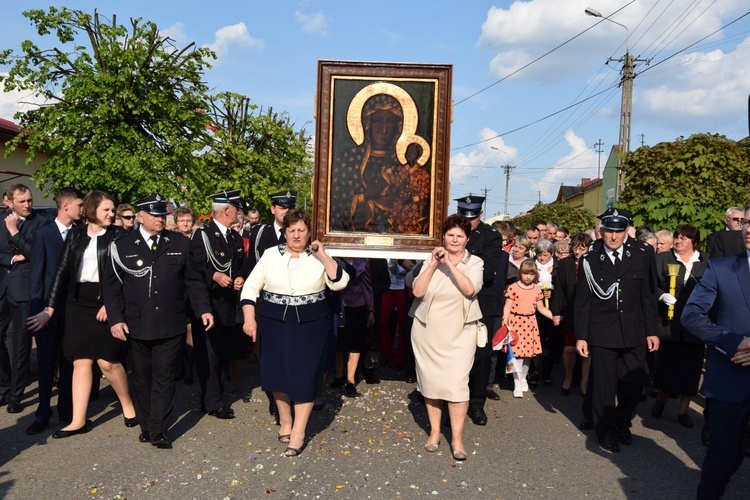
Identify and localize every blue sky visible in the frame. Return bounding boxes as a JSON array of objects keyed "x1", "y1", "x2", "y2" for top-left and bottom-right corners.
[{"x1": 1, "y1": 1, "x2": 748, "y2": 218}]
